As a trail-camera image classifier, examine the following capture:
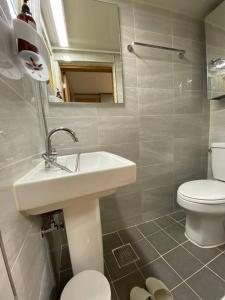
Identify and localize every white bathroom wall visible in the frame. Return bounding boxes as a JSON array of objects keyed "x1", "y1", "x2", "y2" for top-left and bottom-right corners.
[{"x1": 0, "y1": 1, "x2": 55, "y2": 299}]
